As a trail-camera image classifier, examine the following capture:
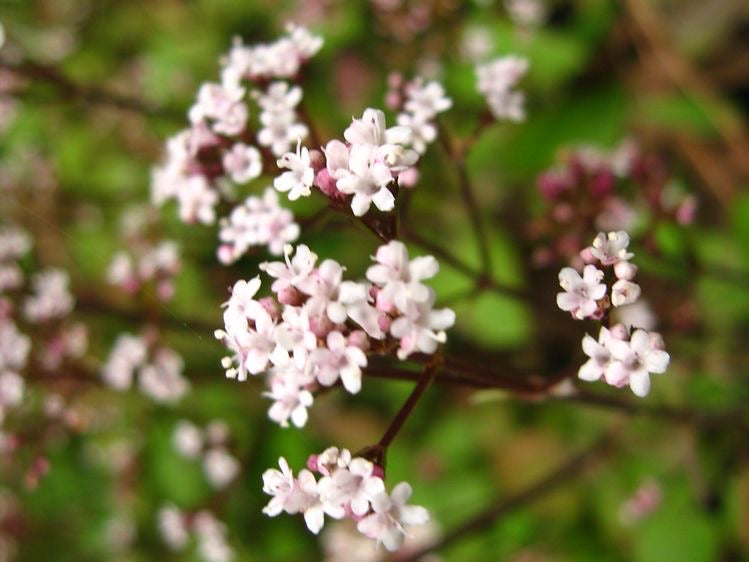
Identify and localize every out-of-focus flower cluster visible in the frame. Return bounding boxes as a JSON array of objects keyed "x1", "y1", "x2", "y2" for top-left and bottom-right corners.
[
  {"x1": 151, "y1": 24, "x2": 322, "y2": 257},
  {"x1": 556, "y1": 231, "x2": 670, "y2": 396},
  {"x1": 476, "y1": 55, "x2": 529, "y2": 122},
  {"x1": 215, "y1": 241, "x2": 455, "y2": 427},
  {"x1": 0, "y1": 226, "x2": 87, "y2": 427},
  {"x1": 101, "y1": 332, "x2": 188, "y2": 404},
  {"x1": 159, "y1": 505, "x2": 233, "y2": 562},
  {"x1": 262, "y1": 447, "x2": 429, "y2": 551},
  {"x1": 532, "y1": 140, "x2": 697, "y2": 267},
  {"x1": 172, "y1": 419, "x2": 240, "y2": 489},
  {"x1": 108, "y1": 240, "x2": 181, "y2": 301}
]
